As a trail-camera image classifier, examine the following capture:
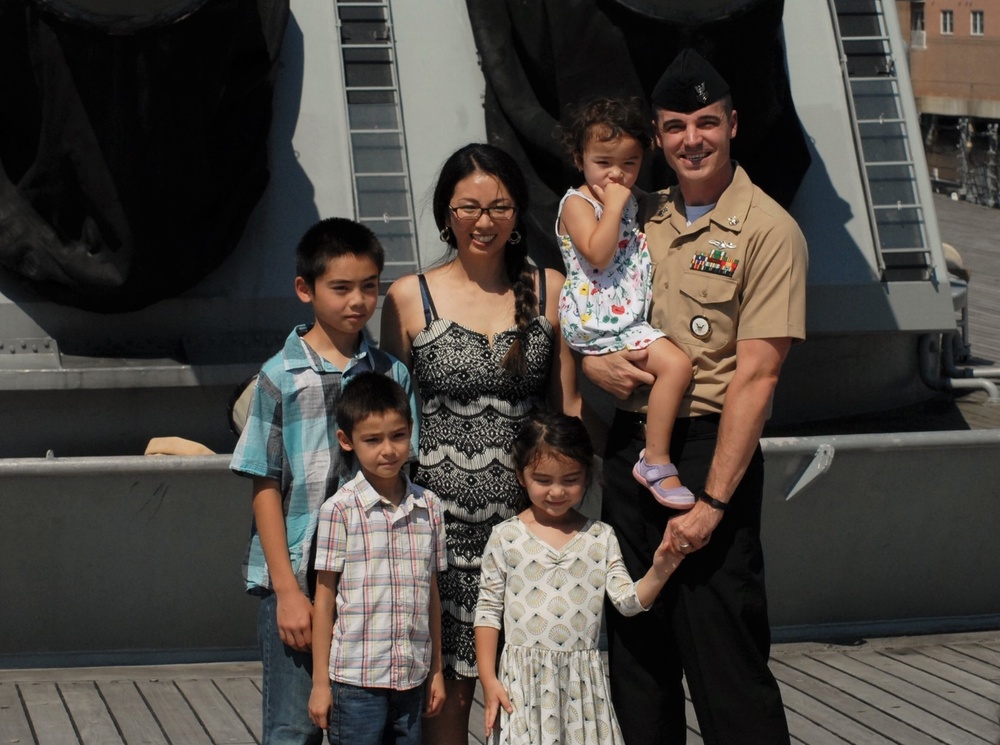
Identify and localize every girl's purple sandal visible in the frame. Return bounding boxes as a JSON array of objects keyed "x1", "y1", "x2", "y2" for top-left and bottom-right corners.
[{"x1": 632, "y1": 449, "x2": 695, "y2": 509}]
